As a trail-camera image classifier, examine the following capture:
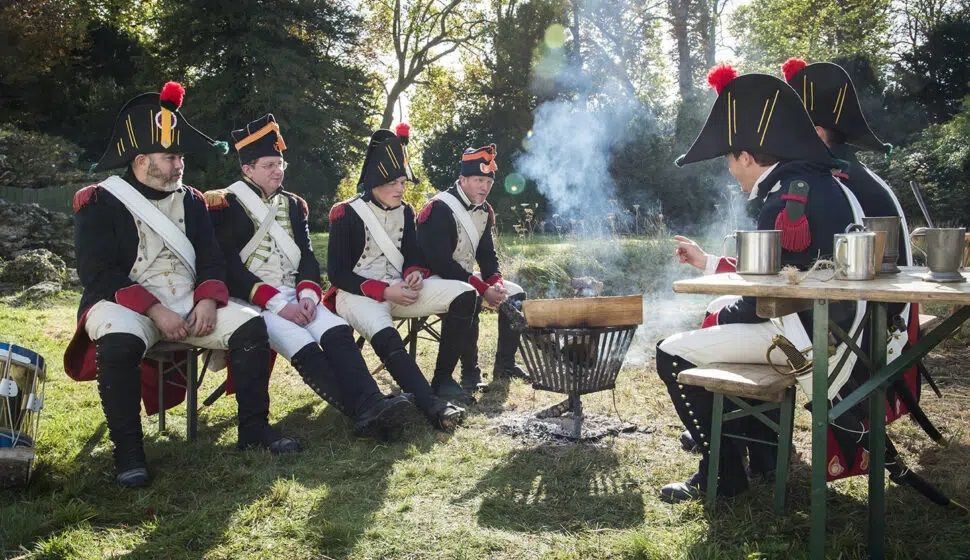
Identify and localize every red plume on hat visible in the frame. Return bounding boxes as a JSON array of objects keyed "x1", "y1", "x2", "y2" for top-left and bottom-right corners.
[
  {"x1": 707, "y1": 64, "x2": 738, "y2": 95},
  {"x1": 159, "y1": 81, "x2": 185, "y2": 111},
  {"x1": 395, "y1": 122, "x2": 410, "y2": 145},
  {"x1": 781, "y1": 57, "x2": 808, "y2": 83}
]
